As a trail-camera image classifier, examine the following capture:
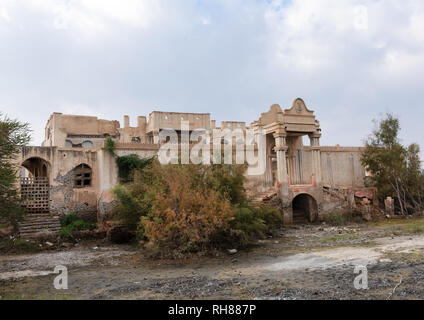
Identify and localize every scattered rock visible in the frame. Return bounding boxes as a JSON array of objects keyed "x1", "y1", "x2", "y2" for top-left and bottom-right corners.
[
  {"x1": 227, "y1": 249, "x2": 238, "y2": 255},
  {"x1": 379, "y1": 259, "x2": 392, "y2": 263},
  {"x1": 45, "y1": 241, "x2": 54, "y2": 247},
  {"x1": 61, "y1": 242, "x2": 73, "y2": 249}
]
